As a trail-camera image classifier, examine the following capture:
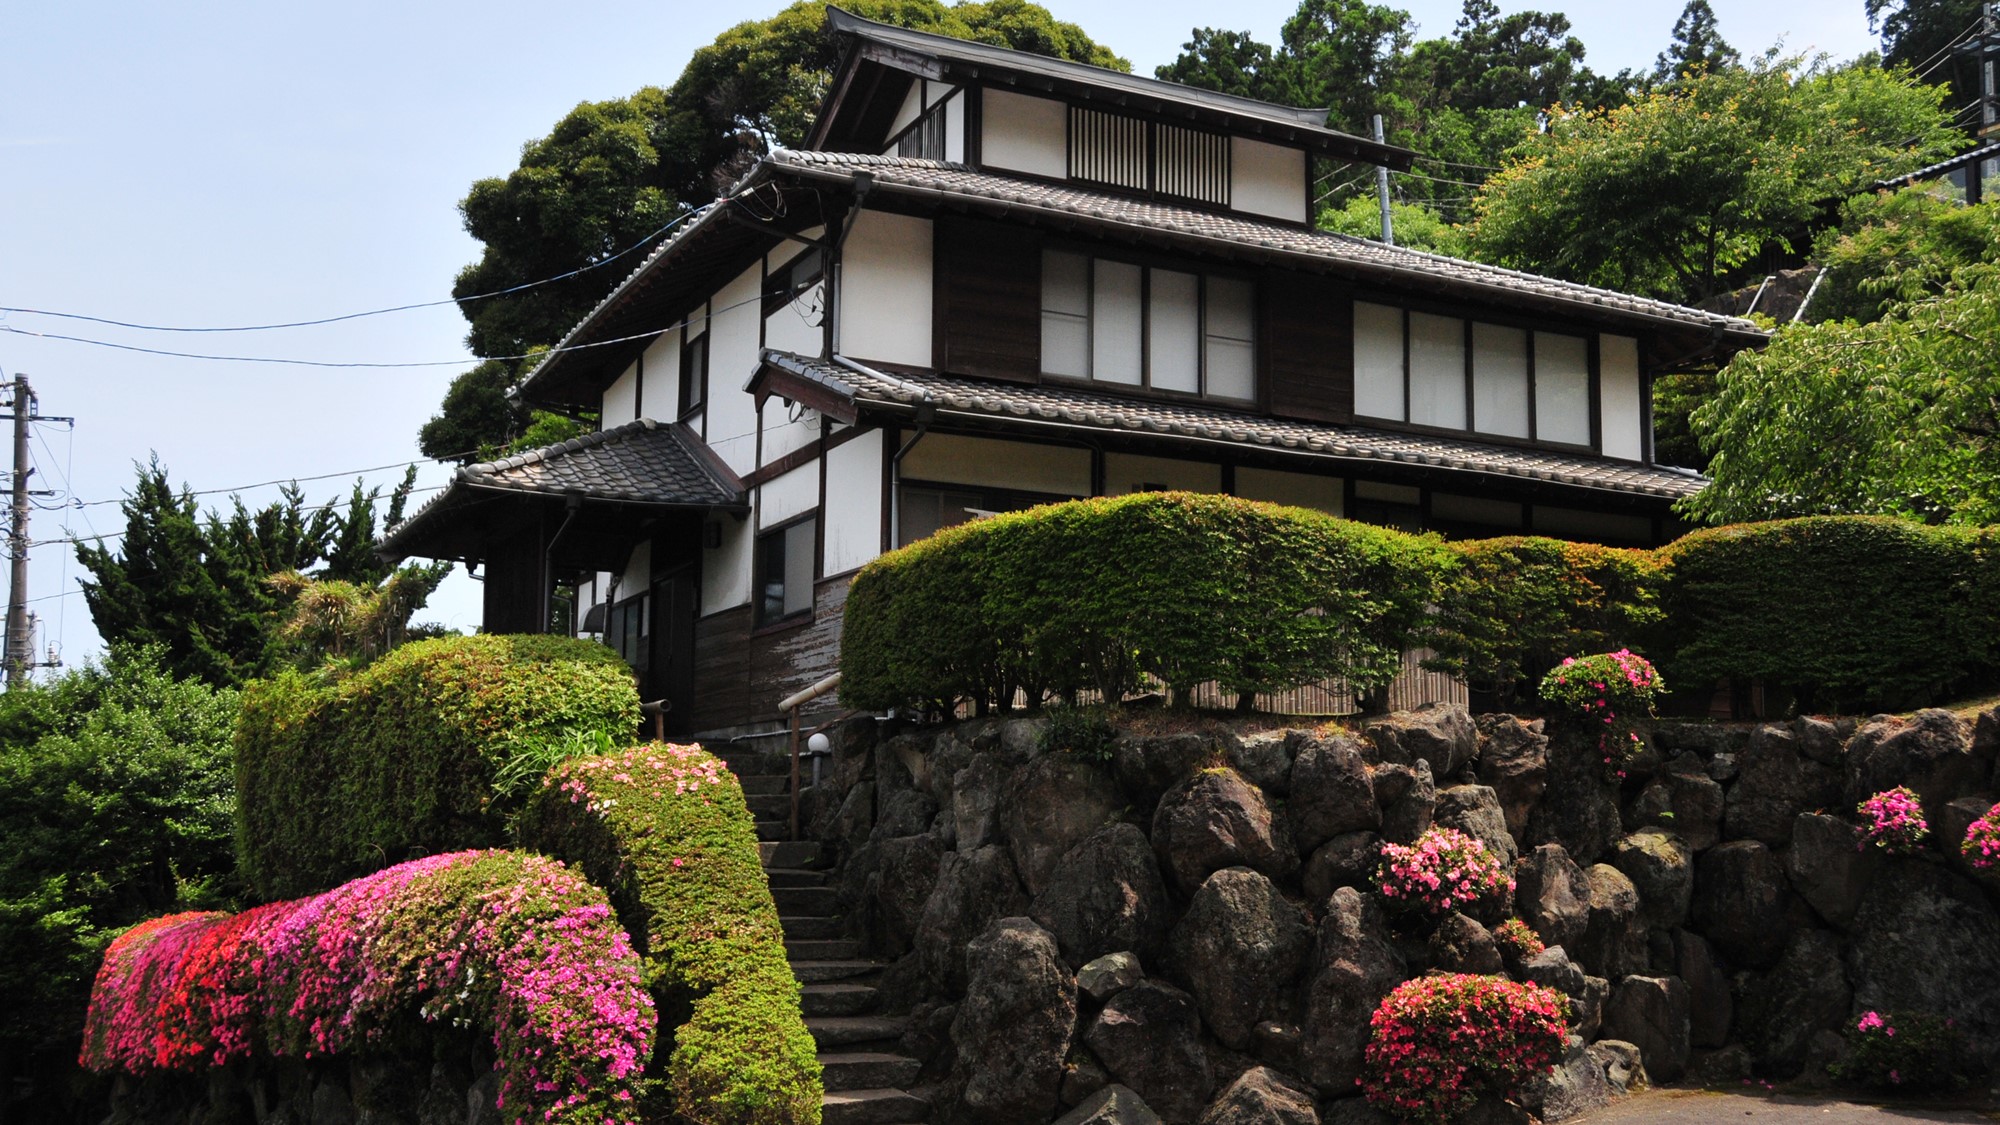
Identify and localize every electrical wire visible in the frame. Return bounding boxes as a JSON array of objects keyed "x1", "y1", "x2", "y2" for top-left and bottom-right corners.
[
  {"x1": 0, "y1": 207, "x2": 705, "y2": 335},
  {"x1": 1909, "y1": 13, "x2": 1987, "y2": 79},
  {"x1": 1395, "y1": 168, "x2": 1487, "y2": 189},
  {"x1": 69, "y1": 452, "x2": 479, "y2": 509},
  {"x1": 1409, "y1": 154, "x2": 1499, "y2": 173},
  {"x1": 36, "y1": 485, "x2": 451, "y2": 550}
]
